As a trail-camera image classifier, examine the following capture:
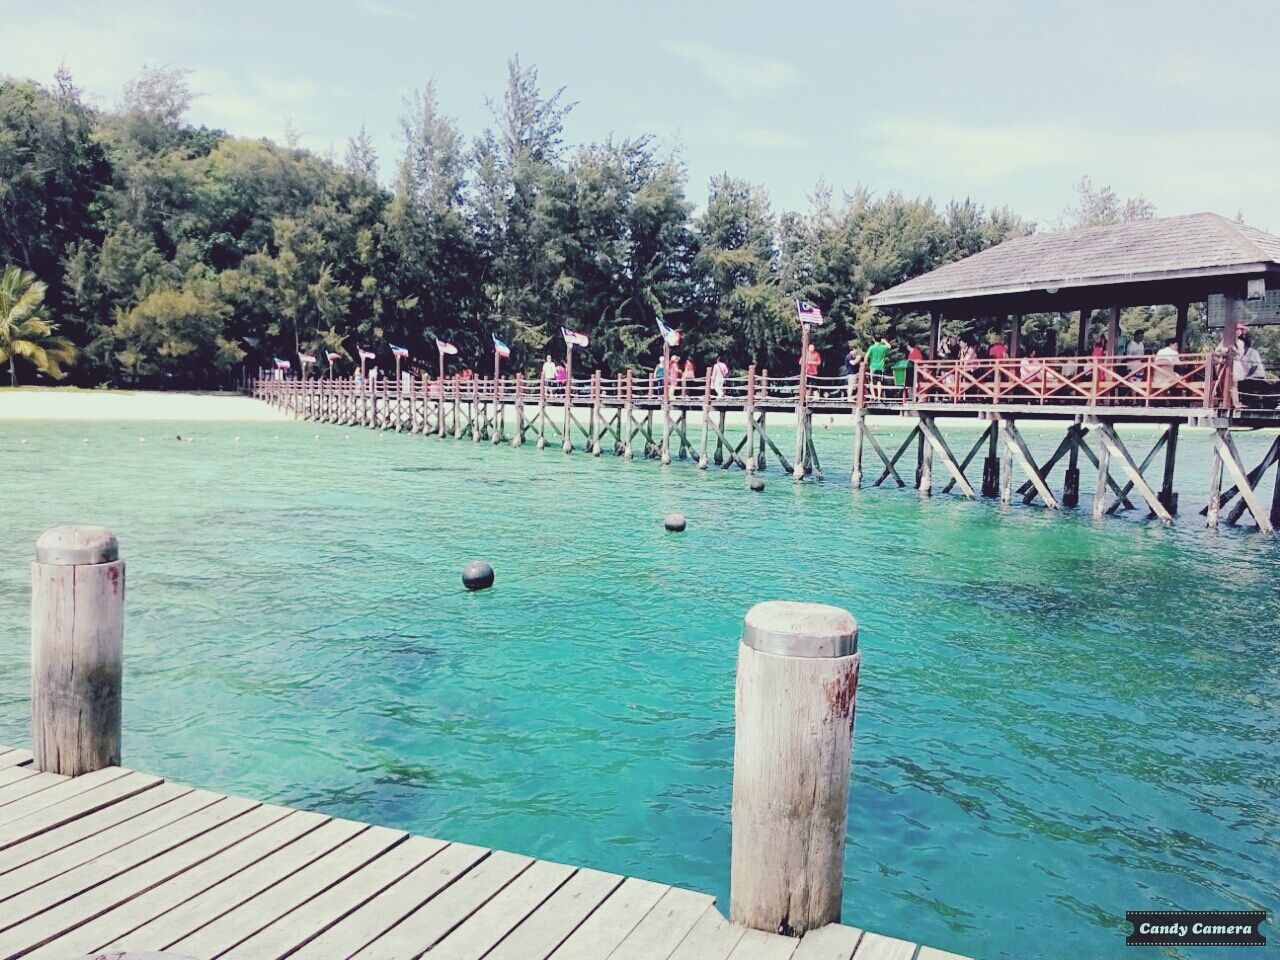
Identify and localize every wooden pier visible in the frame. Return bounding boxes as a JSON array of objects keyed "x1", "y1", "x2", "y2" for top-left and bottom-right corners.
[
  {"x1": 3, "y1": 527, "x2": 971, "y2": 960},
  {"x1": 253, "y1": 352, "x2": 1280, "y2": 535},
  {"x1": 0, "y1": 743, "x2": 960, "y2": 960}
]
